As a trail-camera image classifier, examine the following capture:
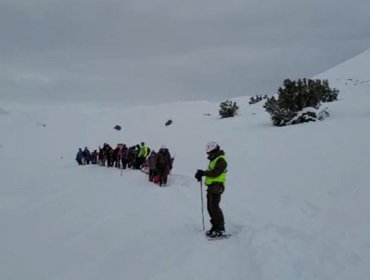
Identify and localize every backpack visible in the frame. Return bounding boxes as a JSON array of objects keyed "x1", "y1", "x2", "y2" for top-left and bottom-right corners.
[
  {"x1": 156, "y1": 152, "x2": 166, "y2": 168},
  {"x1": 153, "y1": 175, "x2": 159, "y2": 184}
]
